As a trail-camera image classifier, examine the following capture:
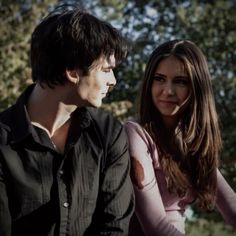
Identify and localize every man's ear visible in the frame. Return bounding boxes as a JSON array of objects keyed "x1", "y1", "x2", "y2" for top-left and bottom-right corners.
[{"x1": 65, "y1": 69, "x2": 79, "y2": 84}]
